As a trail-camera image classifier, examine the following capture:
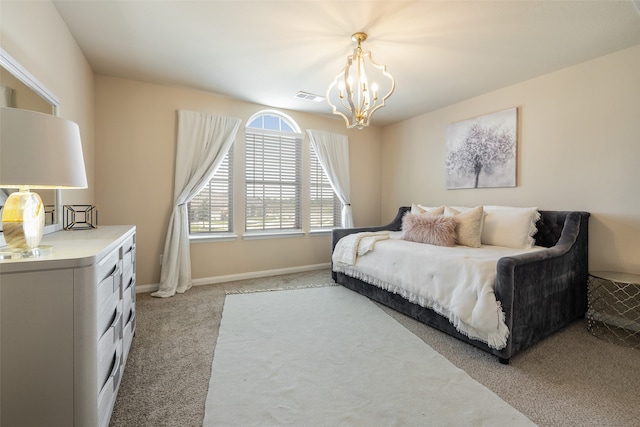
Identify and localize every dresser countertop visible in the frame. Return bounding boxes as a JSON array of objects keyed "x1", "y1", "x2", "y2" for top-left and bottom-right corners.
[{"x1": 0, "y1": 225, "x2": 136, "y2": 273}]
